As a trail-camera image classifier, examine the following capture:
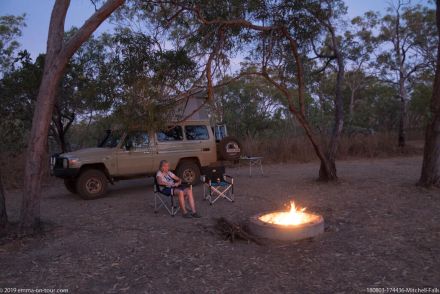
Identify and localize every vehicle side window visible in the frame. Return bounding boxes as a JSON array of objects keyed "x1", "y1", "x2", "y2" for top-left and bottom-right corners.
[
  {"x1": 157, "y1": 126, "x2": 183, "y2": 142},
  {"x1": 185, "y1": 125, "x2": 209, "y2": 140},
  {"x1": 125, "y1": 132, "x2": 150, "y2": 150},
  {"x1": 102, "y1": 134, "x2": 122, "y2": 148}
]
